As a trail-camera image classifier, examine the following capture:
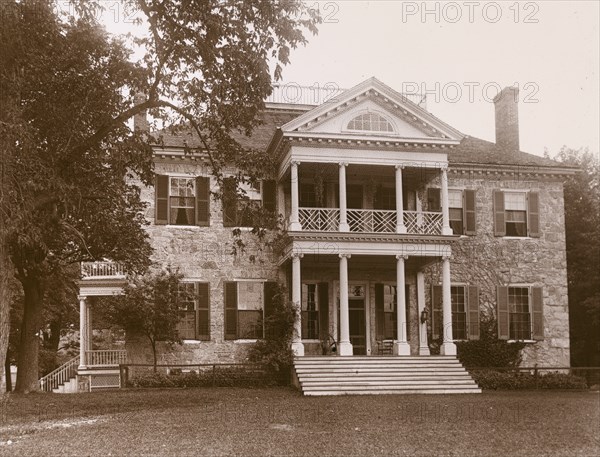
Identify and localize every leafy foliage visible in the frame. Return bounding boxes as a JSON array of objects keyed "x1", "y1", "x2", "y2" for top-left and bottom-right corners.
[
  {"x1": 456, "y1": 315, "x2": 525, "y2": 368},
  {"x1": 127, "y1": 366, "x2": 276, "y2": 388},
  {"x1": 0, "y1": 0, "x2": 319, "y2": 392},
  {"x1": 101, "y1": 270, "x2": 184, "y2": 370},
  {"x1": 550, "y1": 147, "x2": 600, "y2": 367},
  {"x1": 248, "y1": 284, "x2": 295, "y2": 381},
  {"x1": 471, "y1": 370, "x2": 587, "y2": 390}
]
